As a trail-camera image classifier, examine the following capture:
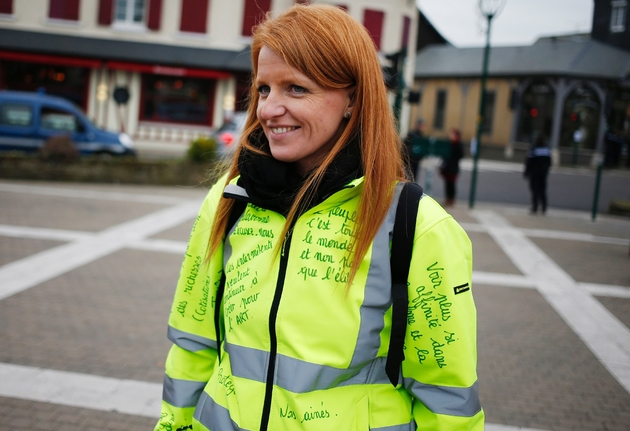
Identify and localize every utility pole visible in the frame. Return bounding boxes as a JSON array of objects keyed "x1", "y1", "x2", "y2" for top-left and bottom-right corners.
[
  {"x1": 468, "y1": 0, "x2": 505, "y2": 209},
  {"x1": 385, "y1": 48, "x2": 407, "y2": 133}
]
